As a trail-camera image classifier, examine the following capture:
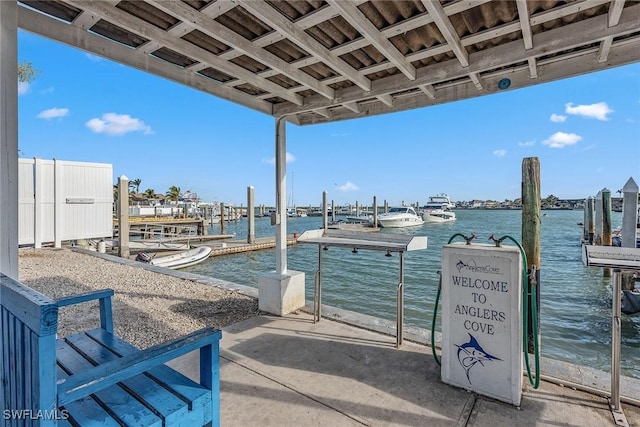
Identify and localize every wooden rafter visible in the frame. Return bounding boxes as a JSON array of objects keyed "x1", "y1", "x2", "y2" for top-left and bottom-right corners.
[
  {"x1": 516, "y1": 0, "x2": 533, "y2": 50},
  {"x1": 421, "y1": 0, "x2": 469, "y2": 67}
]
